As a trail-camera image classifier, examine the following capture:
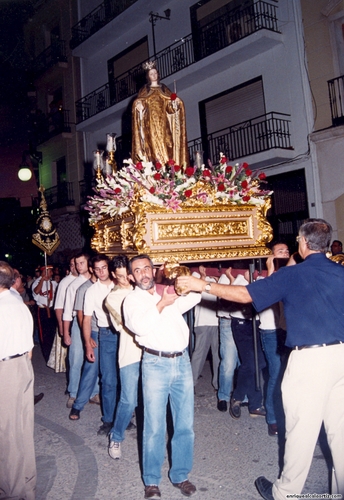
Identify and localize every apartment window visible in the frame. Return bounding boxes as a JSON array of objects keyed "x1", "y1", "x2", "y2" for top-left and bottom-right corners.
[{"x1": 107, "y1": 37, "x2": 149, "y2": 103}]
